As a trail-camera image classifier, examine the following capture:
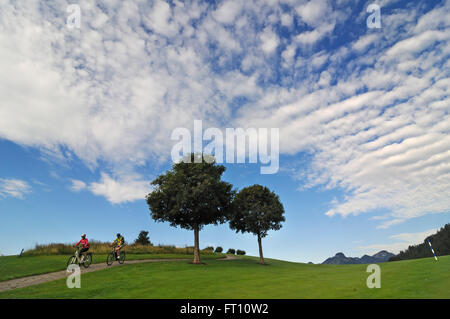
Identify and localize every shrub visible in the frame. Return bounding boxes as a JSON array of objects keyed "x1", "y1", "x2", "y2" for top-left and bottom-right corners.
[
  {"x1": 134, "y1": 231, "x2": 152, "y2": 245},
  {"x1": 236, "y1": 249, "x2": 246, "y2": 255},
  {"x1": 226, "y1": 248, "x2": 236, "y2": 254},
  {"x1": 22, "y1": 241, "x2": 216, "y2": 256},
  {"x1": 214, "y1": 246, "x2": 223, "y2": 253},
  {"x1": 204, "y1": 246, "x2": 214, "y2": 253}
]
